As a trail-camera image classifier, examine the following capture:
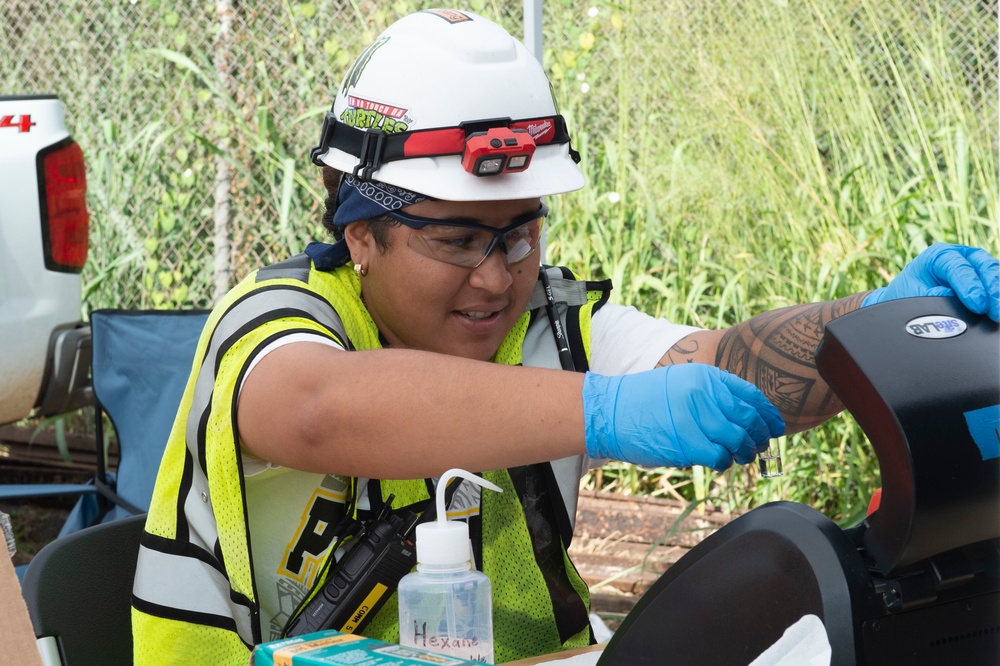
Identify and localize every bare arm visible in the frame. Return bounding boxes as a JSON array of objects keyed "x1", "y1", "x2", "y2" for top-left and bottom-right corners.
[
  {"x1": 237, "y1": 342, "x2": 587, "y2": 478},
  {"x1": 658, "y1": 293, "x2": 869, "y2": 432}
]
